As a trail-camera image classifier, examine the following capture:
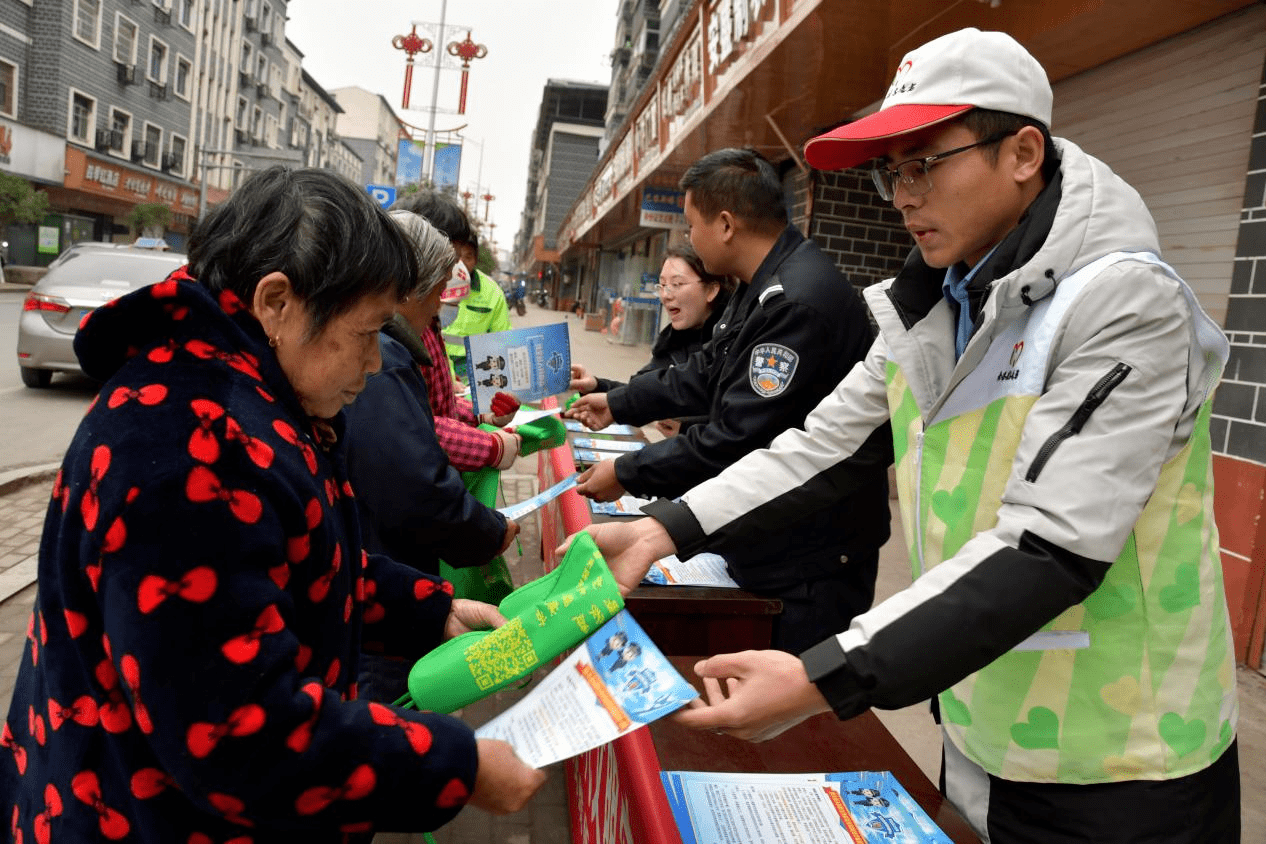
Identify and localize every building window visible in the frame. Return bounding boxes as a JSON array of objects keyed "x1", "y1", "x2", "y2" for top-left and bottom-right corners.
[
  {"x1": 174, "y1": 55, "x2": 192, "y2": 100},
  {"x1": 261, "y1": 3, "x2": 272, "y2": 36},
  {"x1": 241, "y1": 41, "x2": 253, "y2": 77},
  {"x1": 177, "y1": 0, "x2": 194, "y2": 29},
  {"x1": 235, "y1": 96, "x2": 248, "y2": 128},
  {"x1": 168, "y1": 134, "x2": 186, "y2": 176},
  {"x1": 68, "y1": 90, "x2": 96, "y2": 144},
  {"x1": 265, "y1": 113, "x2": 277, "y2": 148},
  {"x1": 113, "y1": 13, "x2": 138, "y2": 65},
  {"x1": 251, "y1": 105, "x2": 262, "y2": 139},
  {"x1": 144, "y1": 123, "x2": 162, "y2": 167},
  {"x1": 256, "y1": 54, "x2": 267, "y2": 85},
  {"x1": 109, "y1": 108, "x2": 131, "y2": 154},
  {"x1": 148, "y1": 36, "x2": 168, "y2": 83},
  {"x1": 0, "y1": 60, "x2": 15, "y2": 119},
  {"x1": 73, "y1": 0, "x2": 102, "y2": 48}
]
